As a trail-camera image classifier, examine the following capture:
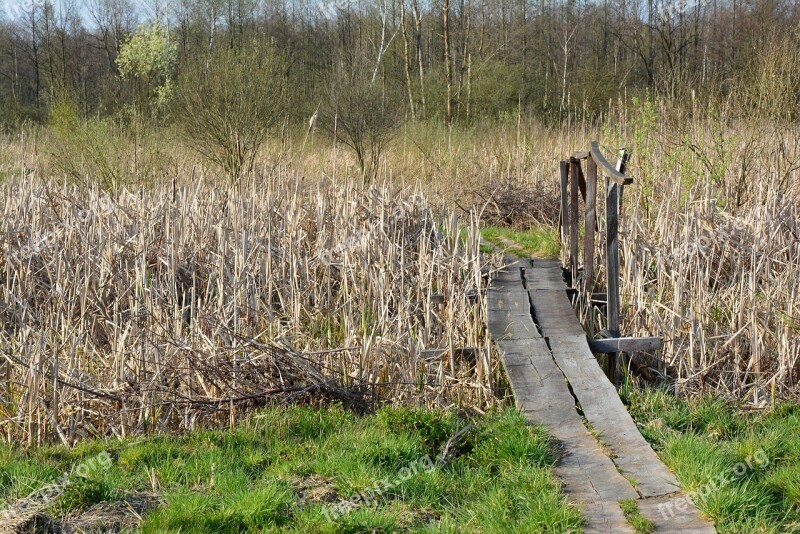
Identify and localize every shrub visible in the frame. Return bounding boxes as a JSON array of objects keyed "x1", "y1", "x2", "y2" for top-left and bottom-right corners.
[
  {"x1": 117, "y1": 20, "x2": 177, "y2": 120},
  {"x1": 319, "y1": 59, "x2": 404, "y2": 183},
  {"x1": 175, "y1": 42, "x2": 288, "y2": 182},
  {"x1": 48, "y1": 97, "x2": 171, "y2": 190}
]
